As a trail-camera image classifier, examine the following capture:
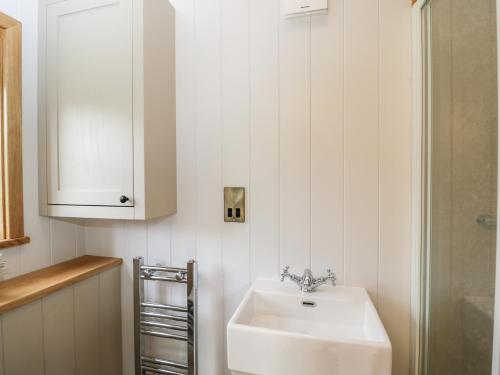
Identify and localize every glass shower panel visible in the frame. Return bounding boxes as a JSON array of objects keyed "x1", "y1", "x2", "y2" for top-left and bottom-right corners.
[{"x1": 423, "y1": 0, "x2": 498, "y2": 374}]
